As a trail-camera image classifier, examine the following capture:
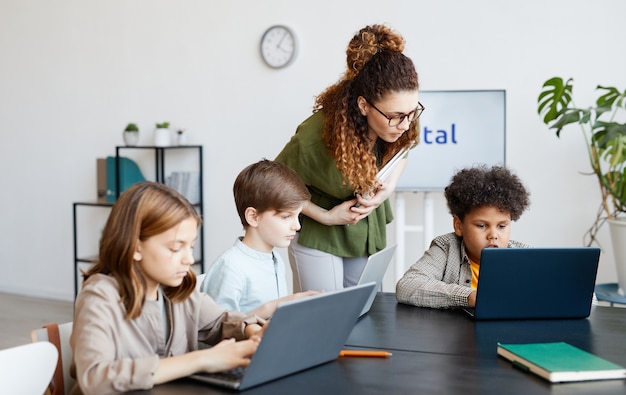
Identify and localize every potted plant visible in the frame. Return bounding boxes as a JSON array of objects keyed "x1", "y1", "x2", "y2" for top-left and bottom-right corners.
[
  {"x1": 123, "y1": 123, "x2": 139, "y2": 146},
  {"x1": 538, "y1": 77, "x2": 626, "y2": 294},
  {"x1": 154, "y1": 121, "x2": 171, "y2": 147}
]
